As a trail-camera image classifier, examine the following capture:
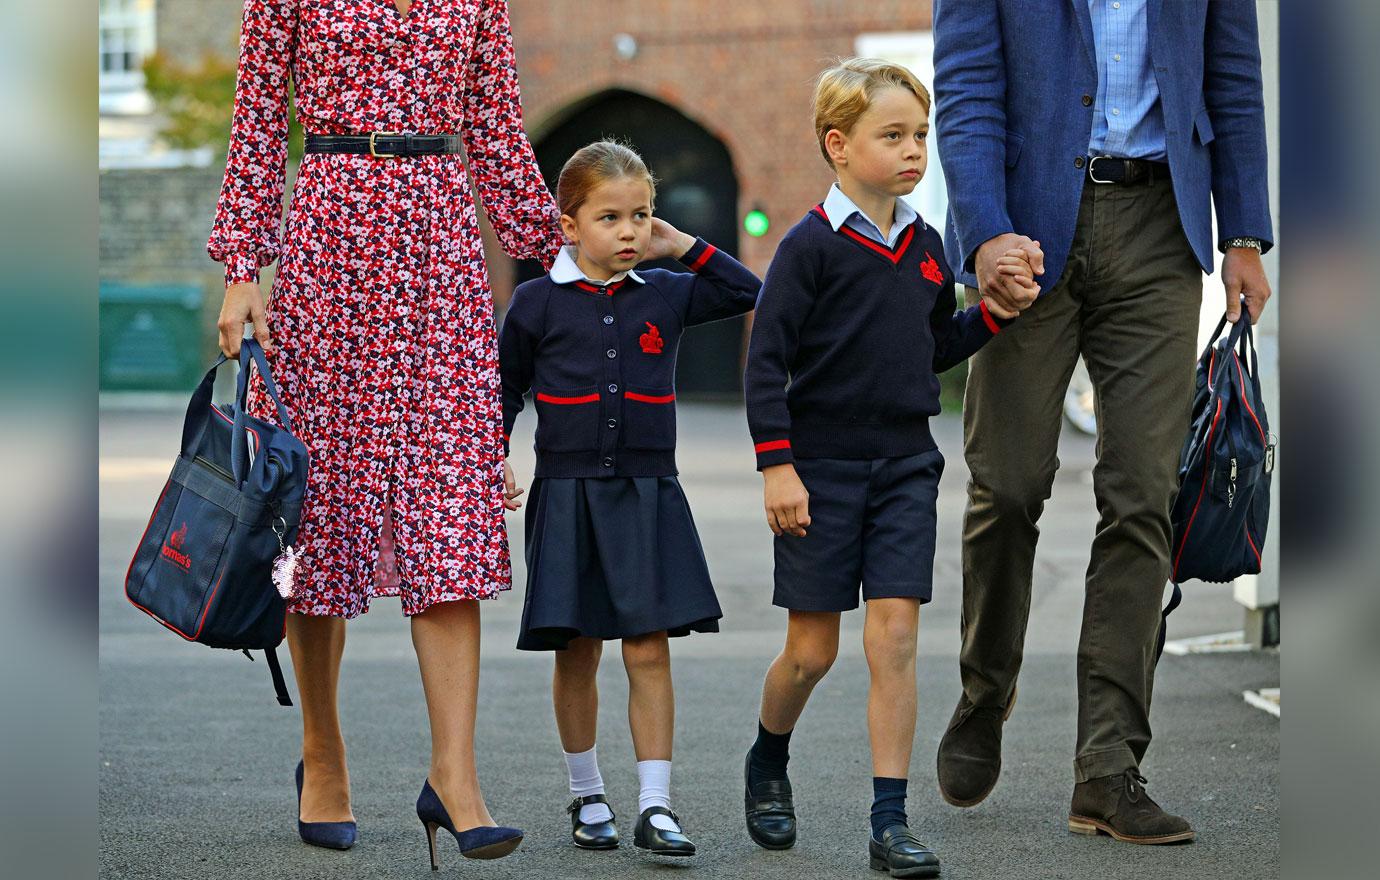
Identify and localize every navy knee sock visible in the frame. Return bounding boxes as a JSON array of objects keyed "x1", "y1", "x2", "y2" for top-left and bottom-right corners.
[
  {"x1": 871, "y1": 777, "x2": 908, "y2": 838},
  {"x1": 747, "y1": 721, "x2": 792, "y2": 789}
]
